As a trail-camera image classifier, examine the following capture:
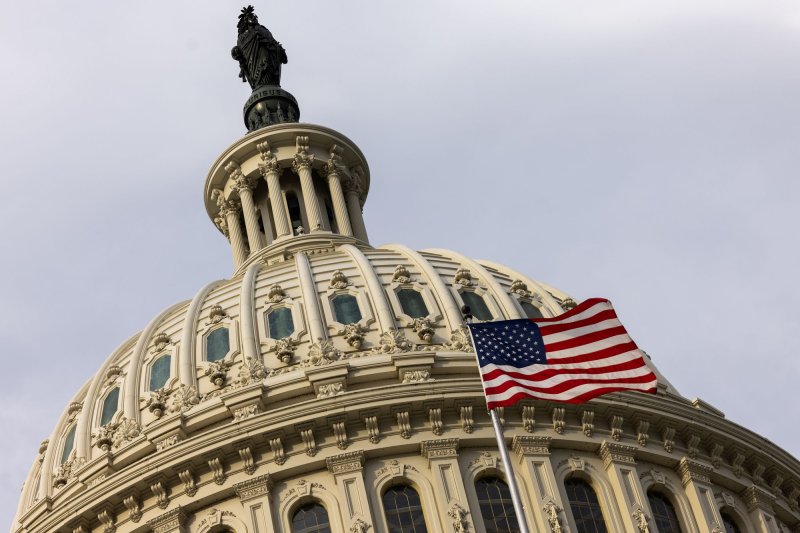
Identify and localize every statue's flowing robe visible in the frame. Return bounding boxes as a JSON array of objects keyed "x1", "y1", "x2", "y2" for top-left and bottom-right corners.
[{"x1": 237, "y1": 26, "x2": 287, "y2": 88}]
